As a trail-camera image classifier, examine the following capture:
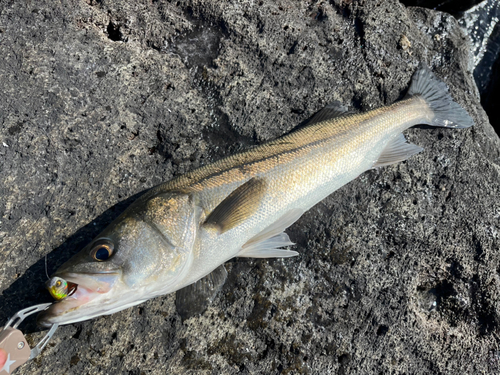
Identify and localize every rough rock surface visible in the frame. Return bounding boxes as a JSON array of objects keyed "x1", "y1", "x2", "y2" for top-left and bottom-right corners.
[{"x1": 1, "y1": 0, "x2": 499, "y2": 374}]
